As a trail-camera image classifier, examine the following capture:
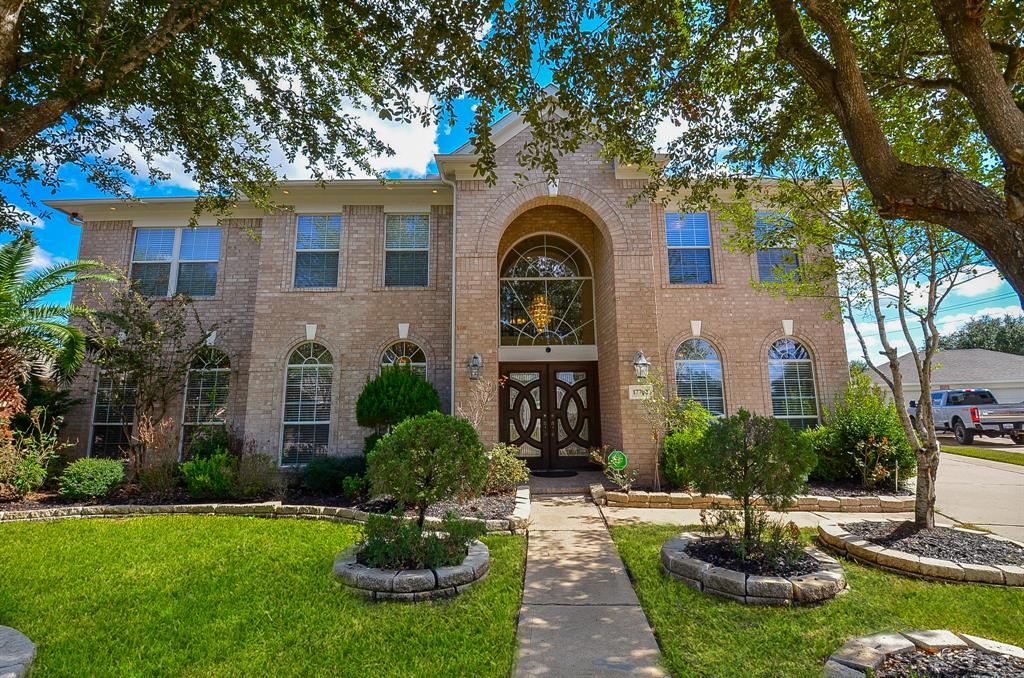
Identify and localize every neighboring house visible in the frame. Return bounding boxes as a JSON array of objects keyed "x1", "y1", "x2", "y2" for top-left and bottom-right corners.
[
  {"x1": 870, "y1": 349, "x2": 1024, "y2": 406},
  {"x1": 48, "y1": 111, "x2": 849, "y2": 482}
]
